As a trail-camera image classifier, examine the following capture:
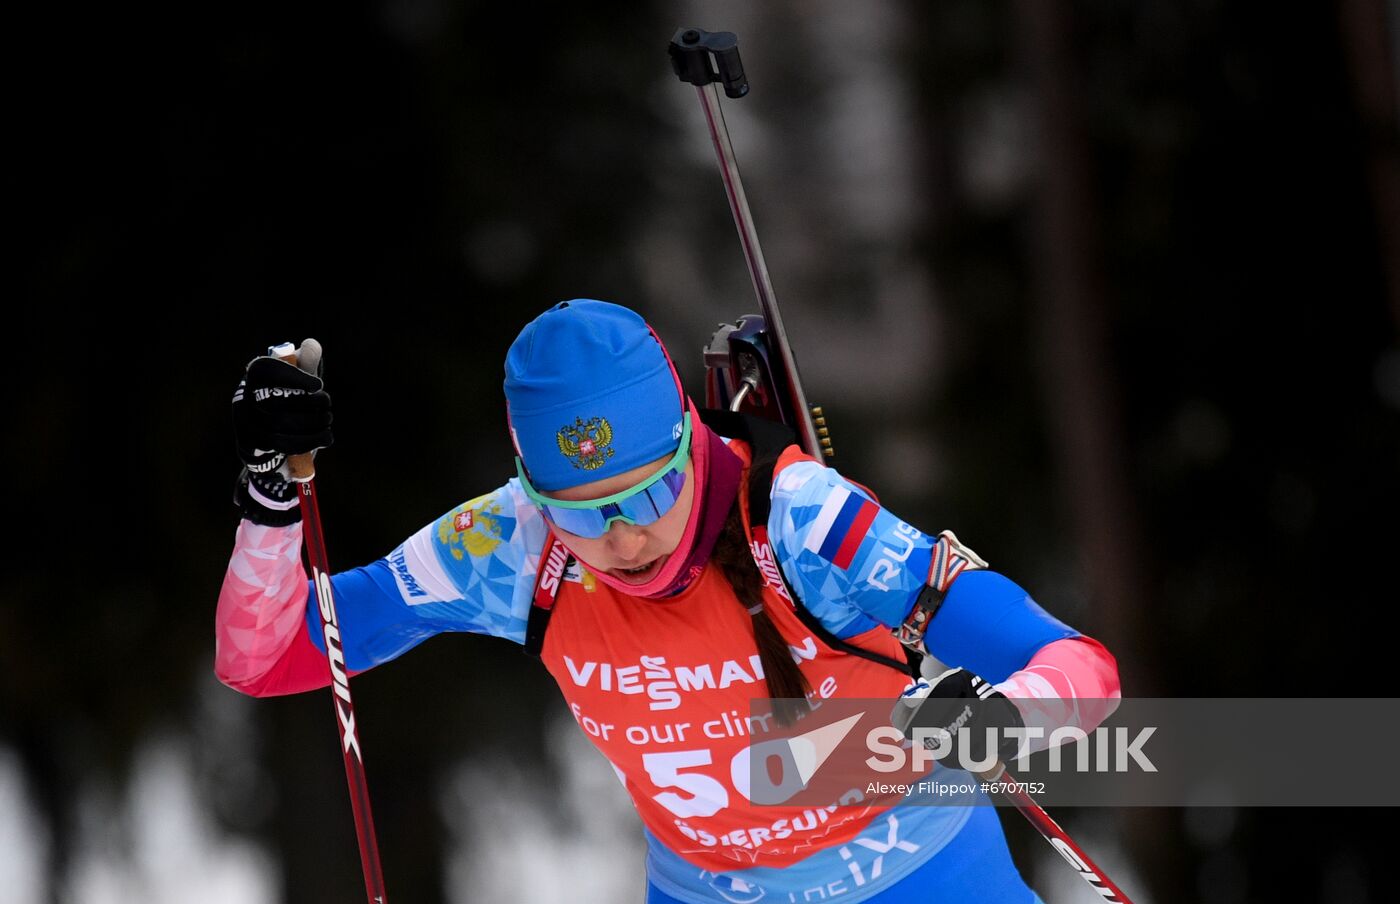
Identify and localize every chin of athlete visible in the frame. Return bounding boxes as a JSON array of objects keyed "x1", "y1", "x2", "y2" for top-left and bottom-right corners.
[
  {"x1": 556, "y1": 524, "x2": 681, "y2": 585},
  {"x1": 605, "y1": 552, "x2": 671, "y2": 584}
]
